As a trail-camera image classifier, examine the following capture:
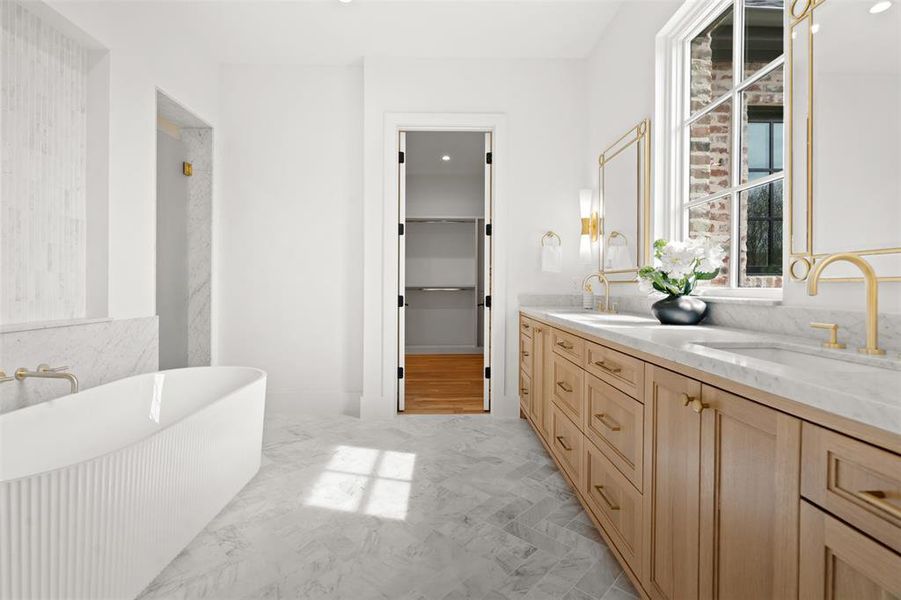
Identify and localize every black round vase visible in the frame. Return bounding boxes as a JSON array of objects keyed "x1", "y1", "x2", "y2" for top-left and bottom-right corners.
[{"x1": 651, "y1": 295, "x2": 708, "y2": 325}]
